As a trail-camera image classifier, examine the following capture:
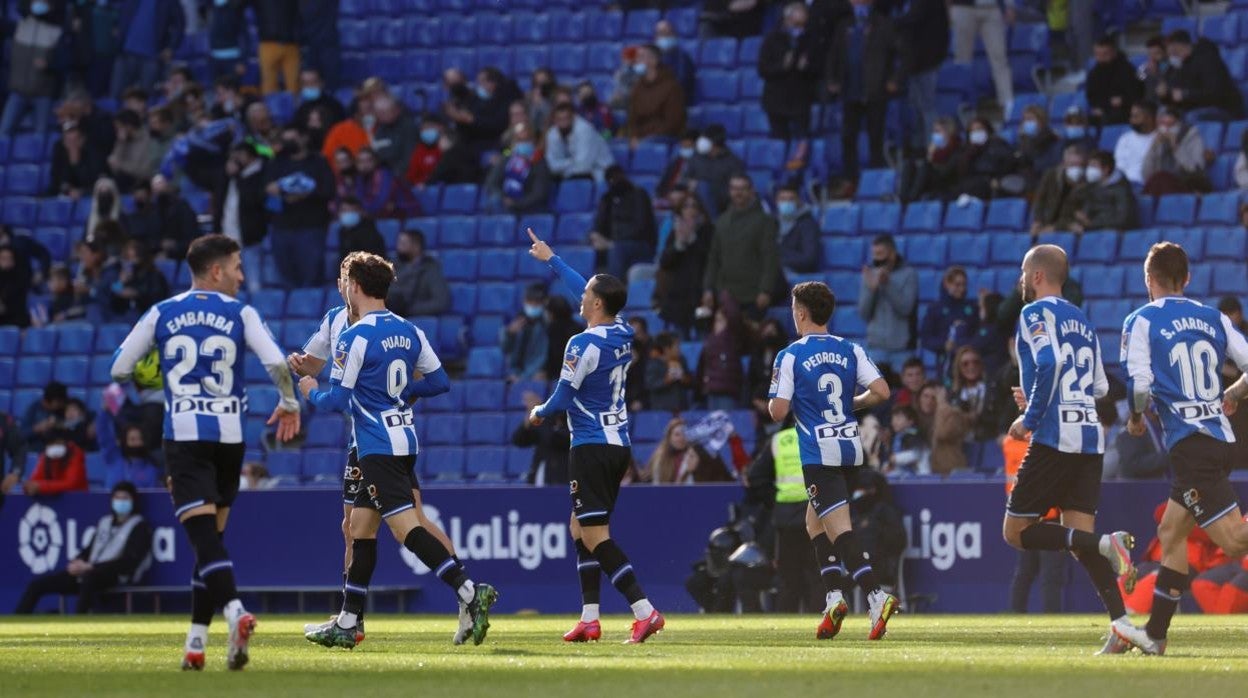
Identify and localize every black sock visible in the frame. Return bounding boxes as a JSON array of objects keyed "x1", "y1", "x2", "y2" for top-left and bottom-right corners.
[
  {"x1": 575, "y1": 539, "x2": 601, "y2": 606},
  {"x1": 592, "y1": 539, "x2": 646, "y2": 604},
  {"x1": 1019, "y1": 523, "x2": 1100, "y2": 553},
  {"x1": 1146, "y1": 566, "x2": 1187, "y2": 640},
  {"x1": 1071, "y1": 549, "x2": 1127, "y2": 620},
  {"x1": 183, "y1": 514, "x2": 238, "y2": 608},
  {"x1": 833, "y1": 531, "x2": 880, "y2": 594},
  {"x1": 404, "y1": 527, "x2": 469, "y2": 592},
  {"x1": 811, "y1": 533, "x2": 846, "y2": 595},
  {"x1": 190, "y1": 567, "x2": 214, "y2": 626},
  {"x1": 343, "y1": 538, "x2": 378, "y2": 617}
]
